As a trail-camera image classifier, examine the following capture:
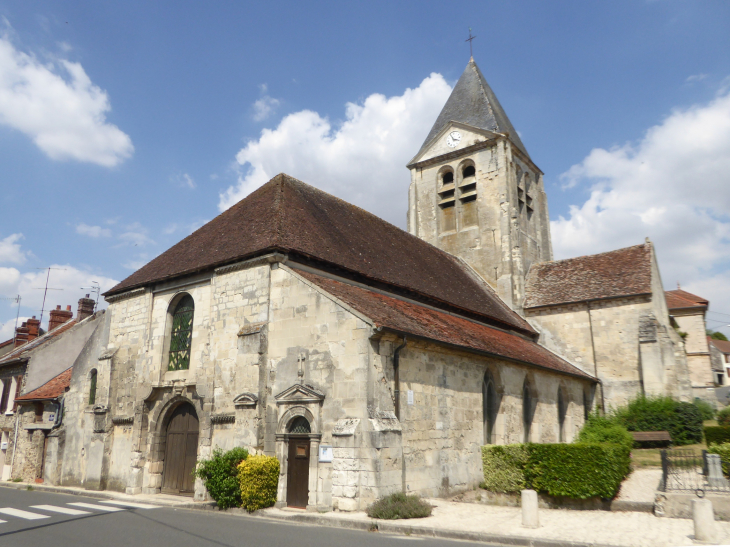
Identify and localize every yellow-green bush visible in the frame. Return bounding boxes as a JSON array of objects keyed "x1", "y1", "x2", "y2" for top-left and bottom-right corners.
[
  {"x1": 481, "y1": 445, "x2": 528, "y2": 493},
  {"x1": 237, "y1": 455, "x2": 280, "y2": 512},
  {"x1": 707, "y1": 442, "x2": 730, "y2": 477}
]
